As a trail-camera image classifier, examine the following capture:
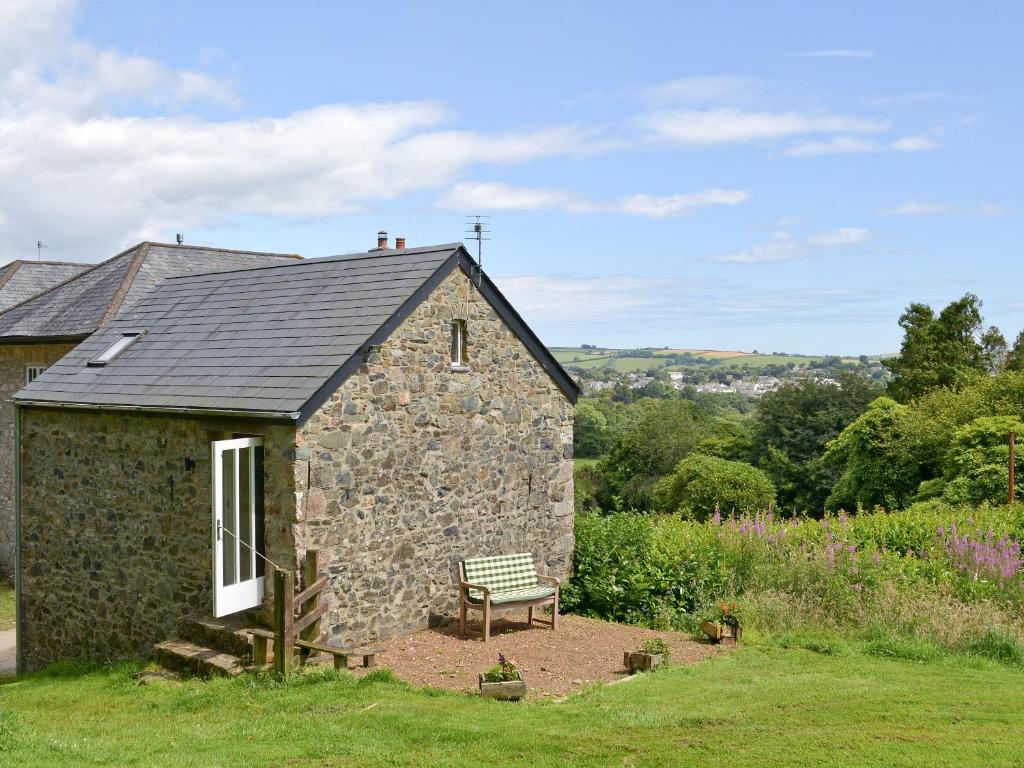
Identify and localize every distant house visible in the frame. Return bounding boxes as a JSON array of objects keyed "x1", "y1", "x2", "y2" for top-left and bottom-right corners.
[
  {"x1": 13, "y1": 239, "x2": 577, "y2": 670},
  {"x1": 0, "y1": 242, "x2": 301, "y2": 576},
  {"x1": 0, "y1": 260, "x2": 91, "y2": 311}
]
